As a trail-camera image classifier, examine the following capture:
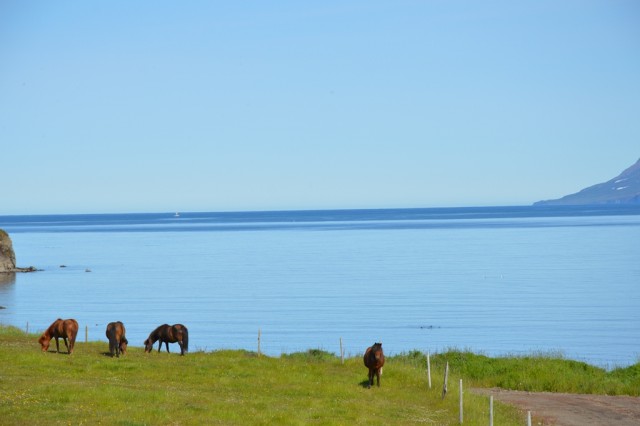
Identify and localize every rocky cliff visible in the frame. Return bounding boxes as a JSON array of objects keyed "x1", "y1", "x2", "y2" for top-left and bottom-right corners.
[
  {"x1": 0, "y1": 229, "x2": 36, "y2": 273},
  {"x1": 535, "y1": 158, "x2": 640, "y2": 205},
  {"x1": 0, "y1": 229, "x2": 17, "y2": 272}
]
